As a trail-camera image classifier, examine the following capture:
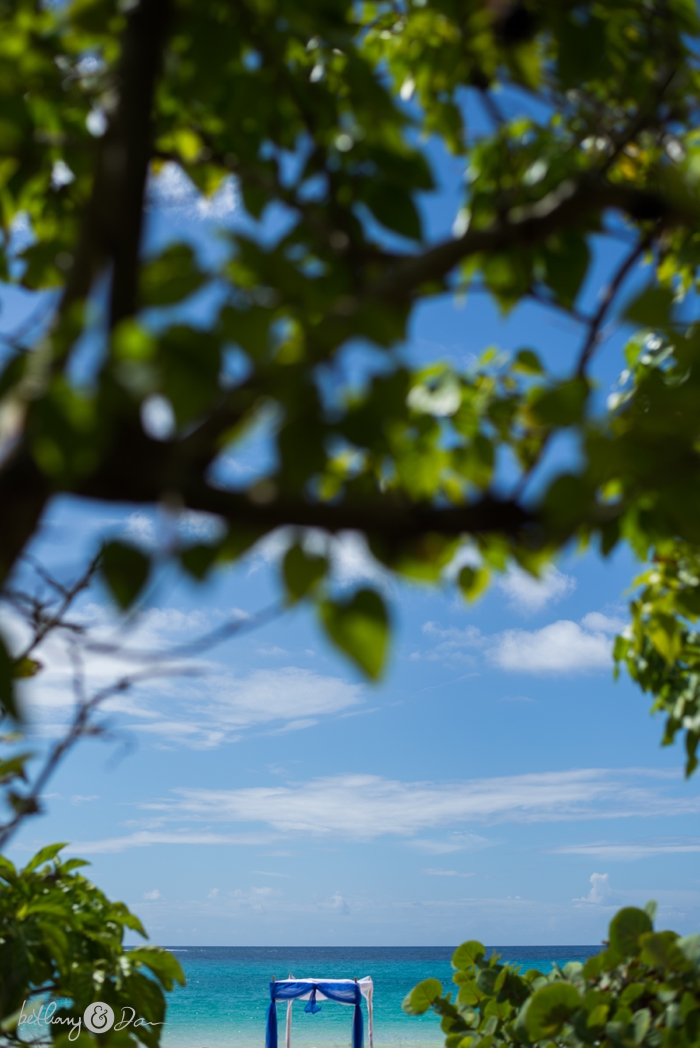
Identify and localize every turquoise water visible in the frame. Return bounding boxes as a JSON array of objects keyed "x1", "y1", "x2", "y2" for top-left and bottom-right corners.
[{"x1": 161, "y1": 946, "x2": 601, "y2": 1048}]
